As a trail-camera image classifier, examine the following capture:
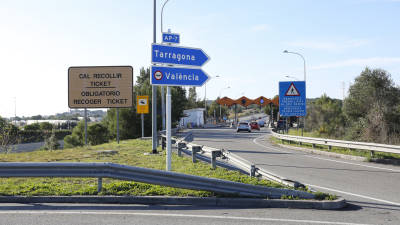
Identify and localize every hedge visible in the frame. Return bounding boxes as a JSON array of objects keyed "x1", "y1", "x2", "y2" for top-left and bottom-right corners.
[{"x1": 18, "y1": 130, "x2": 72, "y2": 143}]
